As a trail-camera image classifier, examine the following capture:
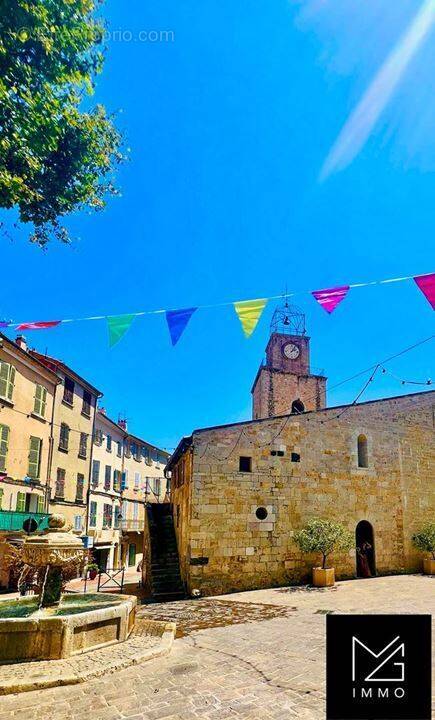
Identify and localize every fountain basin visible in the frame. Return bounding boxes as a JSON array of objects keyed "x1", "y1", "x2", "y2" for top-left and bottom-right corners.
[{"x1": 0, "y1": 593, "x2": 137, "y2": 662}]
